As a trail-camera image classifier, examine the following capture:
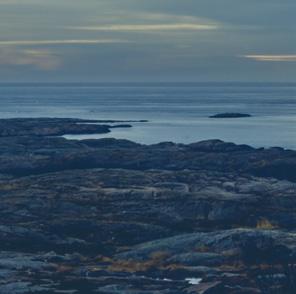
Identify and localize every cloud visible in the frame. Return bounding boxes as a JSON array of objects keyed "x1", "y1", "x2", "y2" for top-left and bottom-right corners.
[
  {"x1": 0, "y1": 48, "x2": 61, "y2": 70},
  {"x1": 68, "y1": 11, "x2": 220, "y2": 33},
  {"x1": 243, "y1": 55, "x2": 296, "y2": 62},
  {"x1": 0, "y1": 39, "x2": 129, "y2": 46},
  {"x1": 71, "y1": 23, "x2": 218, "y2": 32},
  {"x1": 0, "y1": 0, "x2": 24, "y2": 3},
  {"x1": 0, "y1": 0, "x2": 42, "y2": 4}
]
